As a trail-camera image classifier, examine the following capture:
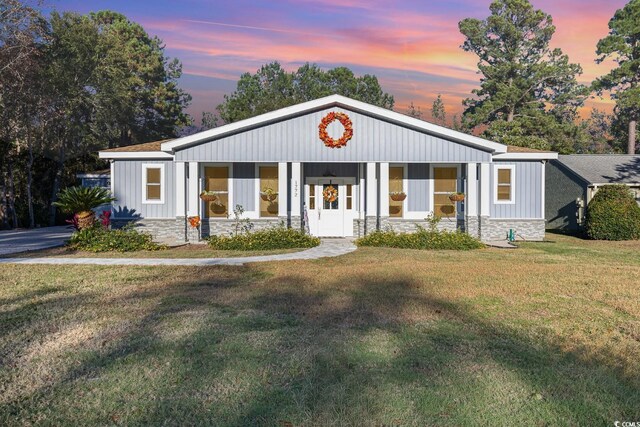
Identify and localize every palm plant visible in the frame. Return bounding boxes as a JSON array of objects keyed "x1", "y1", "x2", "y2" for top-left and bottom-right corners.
[{"x1": 53, "y1": 186, "x2": 116, "y2": 230}]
